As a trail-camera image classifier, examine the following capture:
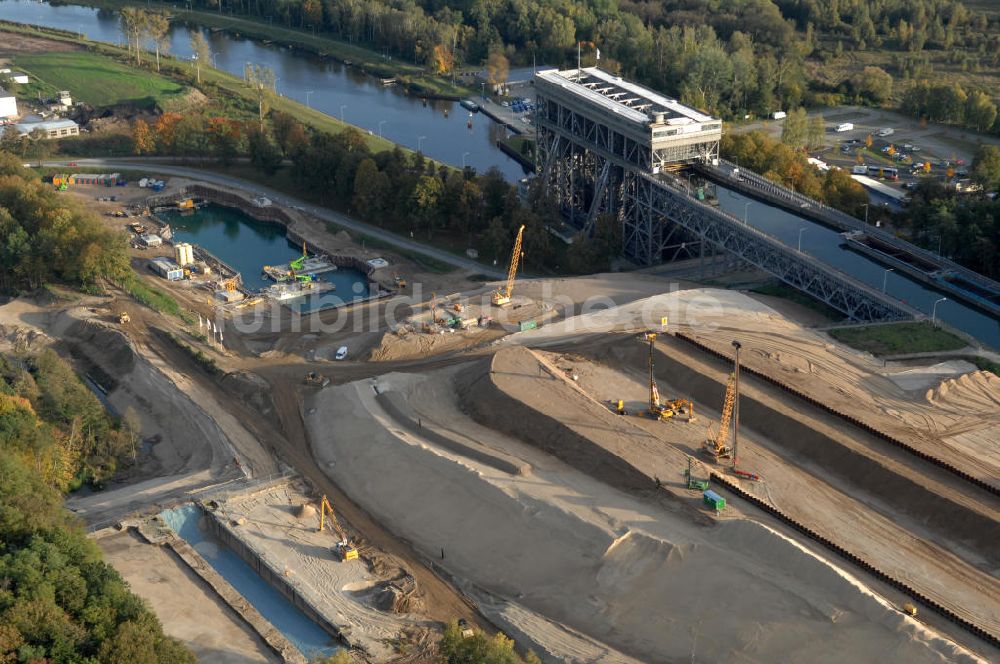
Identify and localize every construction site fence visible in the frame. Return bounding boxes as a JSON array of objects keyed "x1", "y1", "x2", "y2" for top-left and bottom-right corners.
[
  {"x1": 674, "y1": 332, "x2": 999, "y2": 498},
  {"x1": 709, "y1": 470, "x2": 1000, "y2": 648}
]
